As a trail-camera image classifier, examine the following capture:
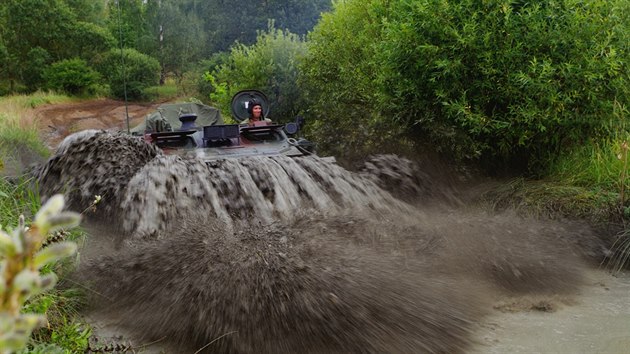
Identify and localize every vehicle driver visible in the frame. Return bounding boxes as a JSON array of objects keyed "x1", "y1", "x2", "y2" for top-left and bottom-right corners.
[{"x1": 247, "y1": 100, "x2": 272, "y2": 126}]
